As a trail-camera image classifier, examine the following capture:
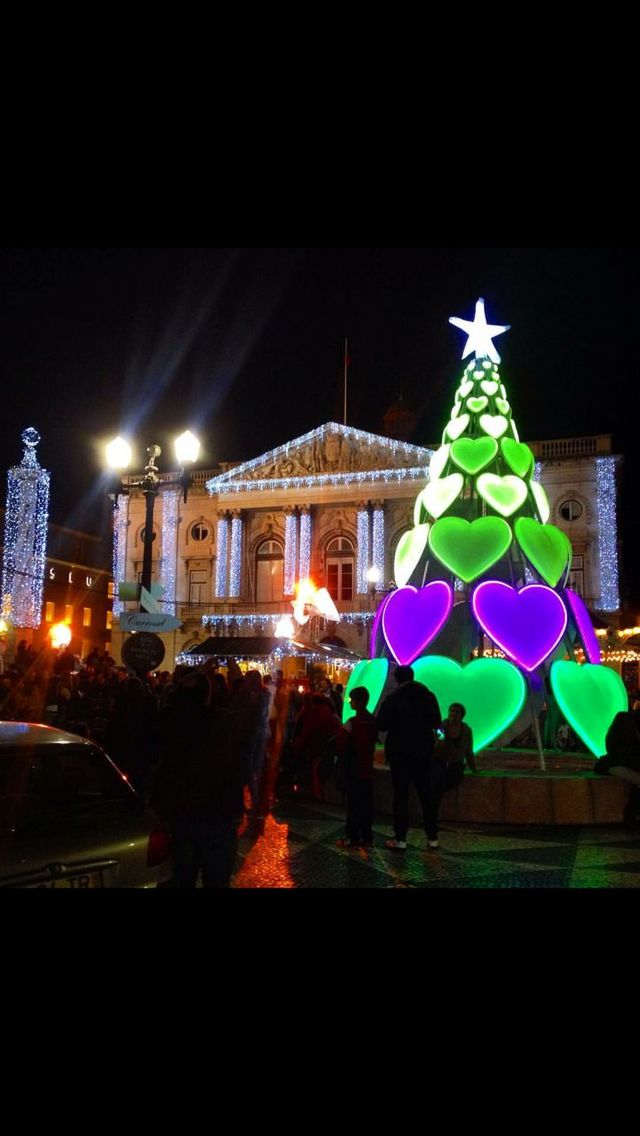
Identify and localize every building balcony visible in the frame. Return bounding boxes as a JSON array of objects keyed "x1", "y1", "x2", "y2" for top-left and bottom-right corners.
[{"x1": 173, "y1": 593, "x2": 380, "y2": 627}]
